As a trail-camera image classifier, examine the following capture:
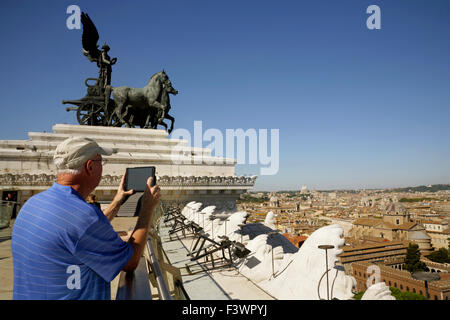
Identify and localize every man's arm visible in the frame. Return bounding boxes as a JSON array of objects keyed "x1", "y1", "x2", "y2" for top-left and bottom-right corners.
[
  {"x1": 123, "y1": 177, "x2": 160, "y2": 272},
  {"x1": 103, "y1": 172, "x2": 134, "y2": 221}
]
